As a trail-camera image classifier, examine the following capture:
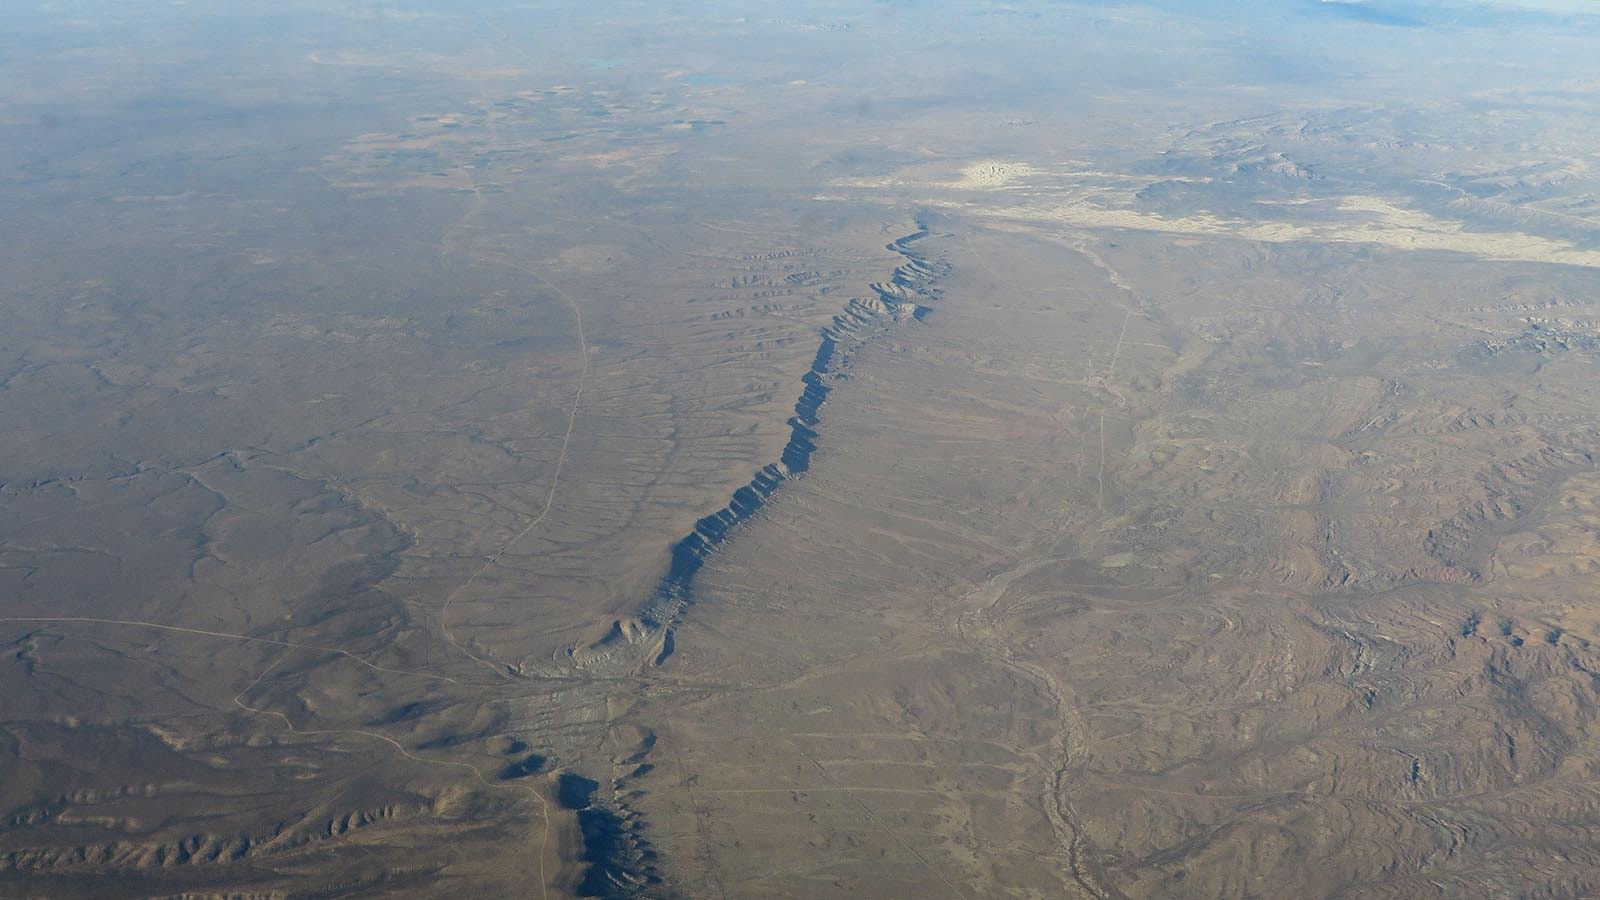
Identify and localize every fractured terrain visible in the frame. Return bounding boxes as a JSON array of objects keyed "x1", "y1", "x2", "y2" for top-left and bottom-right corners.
[
  {"x1": 622, "y1": 222, "x2": 1600, "y2": 900},
  {"x1": 8, "y1": 2, "x2": 1600, "y2": 899},
  {"x1": 636, "y1": 223, "x2": 951, "y2": 669}
]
